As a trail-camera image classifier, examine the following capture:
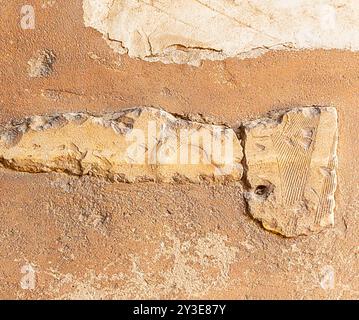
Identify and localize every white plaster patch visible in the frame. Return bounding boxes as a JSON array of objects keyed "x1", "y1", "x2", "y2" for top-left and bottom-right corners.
[{"x1": 83, "y1": 0, "x2": 359, "y2": 65}]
